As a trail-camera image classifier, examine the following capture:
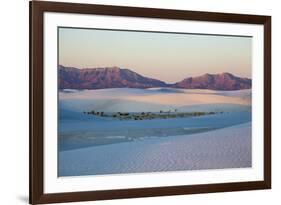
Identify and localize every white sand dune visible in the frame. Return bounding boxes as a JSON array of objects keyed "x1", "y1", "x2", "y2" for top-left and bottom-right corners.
[
  {"x1": 125, "y1": 94, "x2": 247, "y2": 106},
  {"x1": 126, "y1": 88, "x2": 251, "y2": 106},
  {"x1": 59, "y1": 88, "x2": 251, "y2": 112},
  {"x1": 59, "y1": 88, "x2": 252, "y2": 176},
  {"x1": 59, "y1": 122, "x2": 251, "y2": 176}
]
